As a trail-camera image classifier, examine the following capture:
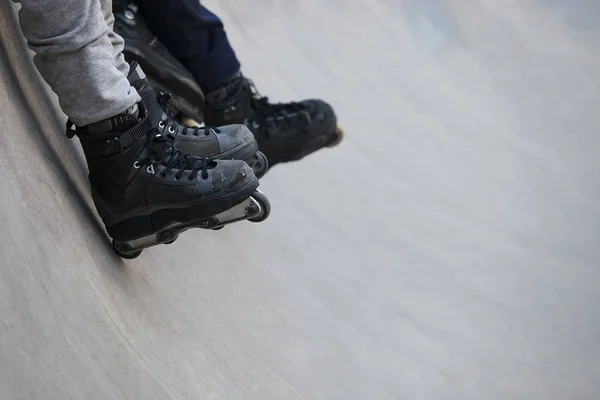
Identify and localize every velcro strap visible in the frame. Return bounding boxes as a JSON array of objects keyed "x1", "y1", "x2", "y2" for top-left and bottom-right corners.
[
  {"x1": 80, "y1": 116, "x2": 153, "y2": 156},
  {"x1": 114, "y1": 116, "x2": 151, "y2": 149}
]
